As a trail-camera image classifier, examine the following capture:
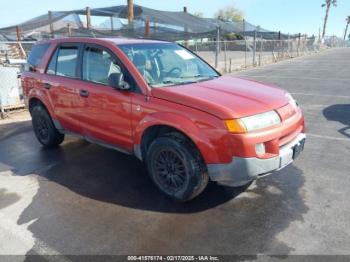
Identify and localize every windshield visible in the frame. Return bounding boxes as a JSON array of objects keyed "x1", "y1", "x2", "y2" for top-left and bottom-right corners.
[{"x1": 118, "y1": 43, "x2": 219, "y2": 88}]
